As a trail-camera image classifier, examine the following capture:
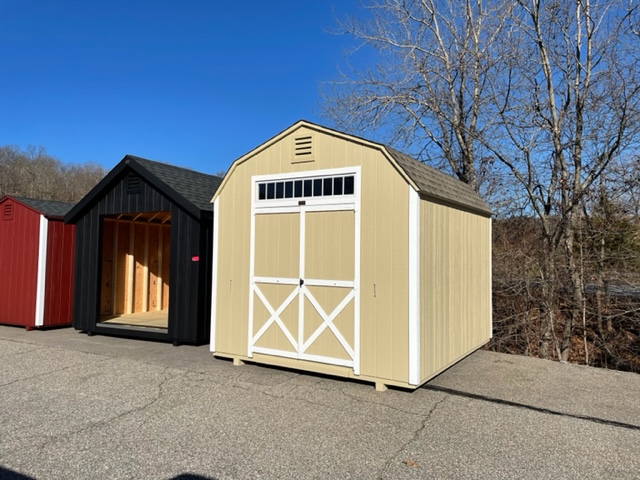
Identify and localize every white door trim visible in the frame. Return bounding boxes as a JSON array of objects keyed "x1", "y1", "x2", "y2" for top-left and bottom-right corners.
[
  {"x1": 248, "y1": 167, "x2": 361, "y2": 374},
  {"x1": 301, "y1": 288, "x2": 356, "y2": 358},
  {"x1": 251, "y1": 283, "x2": 299, "y2": 349}
]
